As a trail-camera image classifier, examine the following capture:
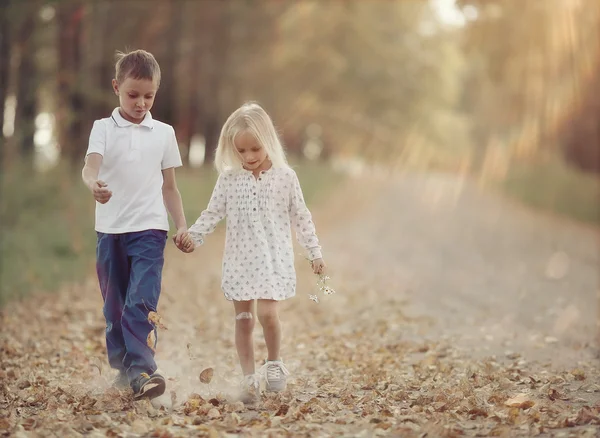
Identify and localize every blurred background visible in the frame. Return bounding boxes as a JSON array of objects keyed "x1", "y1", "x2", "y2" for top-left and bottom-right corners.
[{"x1": 1, "y1": 0, "x2": 599, "y2": 305}]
